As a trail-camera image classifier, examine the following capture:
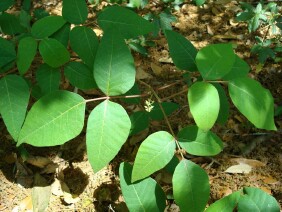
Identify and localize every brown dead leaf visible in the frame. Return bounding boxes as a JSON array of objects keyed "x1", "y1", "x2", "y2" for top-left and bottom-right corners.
[
  {"x1": 263, "y1": 176, "x2": 279, "y2": 185},
  {"x1": 4, "y1": 153, "x2": 17, "y2": 164},
  {"x1": 151, "y1": 62, "x2": 162, "y2": 76},
  {"x1": 136, "y1": 67, "x2": 152, "y2": 80},
  {"x1": 17, "y1": 196, "x2": 33, "y2": 211},
  {"x1": 41, "y1": 163, "x2": 59, "y2": 174},
  {"x1": 225, "y1": 163, "x2": 252, "y2": 174},
  {"x1": 207, "y1": 25, "x2": 214, "y2": 35},
  {"x1": 26, "y1": 156, "x2": 52, "y2": 168},
  {"x1": 231, "y1": 158, "x2": 266, "y2": 168}
]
